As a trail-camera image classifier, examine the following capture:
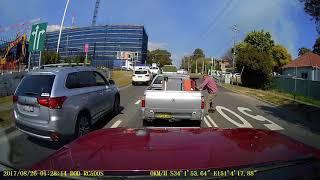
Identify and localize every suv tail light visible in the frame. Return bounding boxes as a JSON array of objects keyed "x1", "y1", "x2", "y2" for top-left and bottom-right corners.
[
  {"x1": 141, "y1": 97, "x2": 145, "y2": 108},
  {"x1": 145, "y1": 74, "x2": 150, "y2": 77},
  {"x1": 37, "y1": 96, "x2": 67, "y2": 109},
  {"x1": 132, "y1": 74, "x2": 136, "y2": 77},
  {"x1": 201, "y1": 97, "x2": 205, "y2": 109},
  {"x1": 12, "y1": 95, "x2": 18, "y2": 103}
]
